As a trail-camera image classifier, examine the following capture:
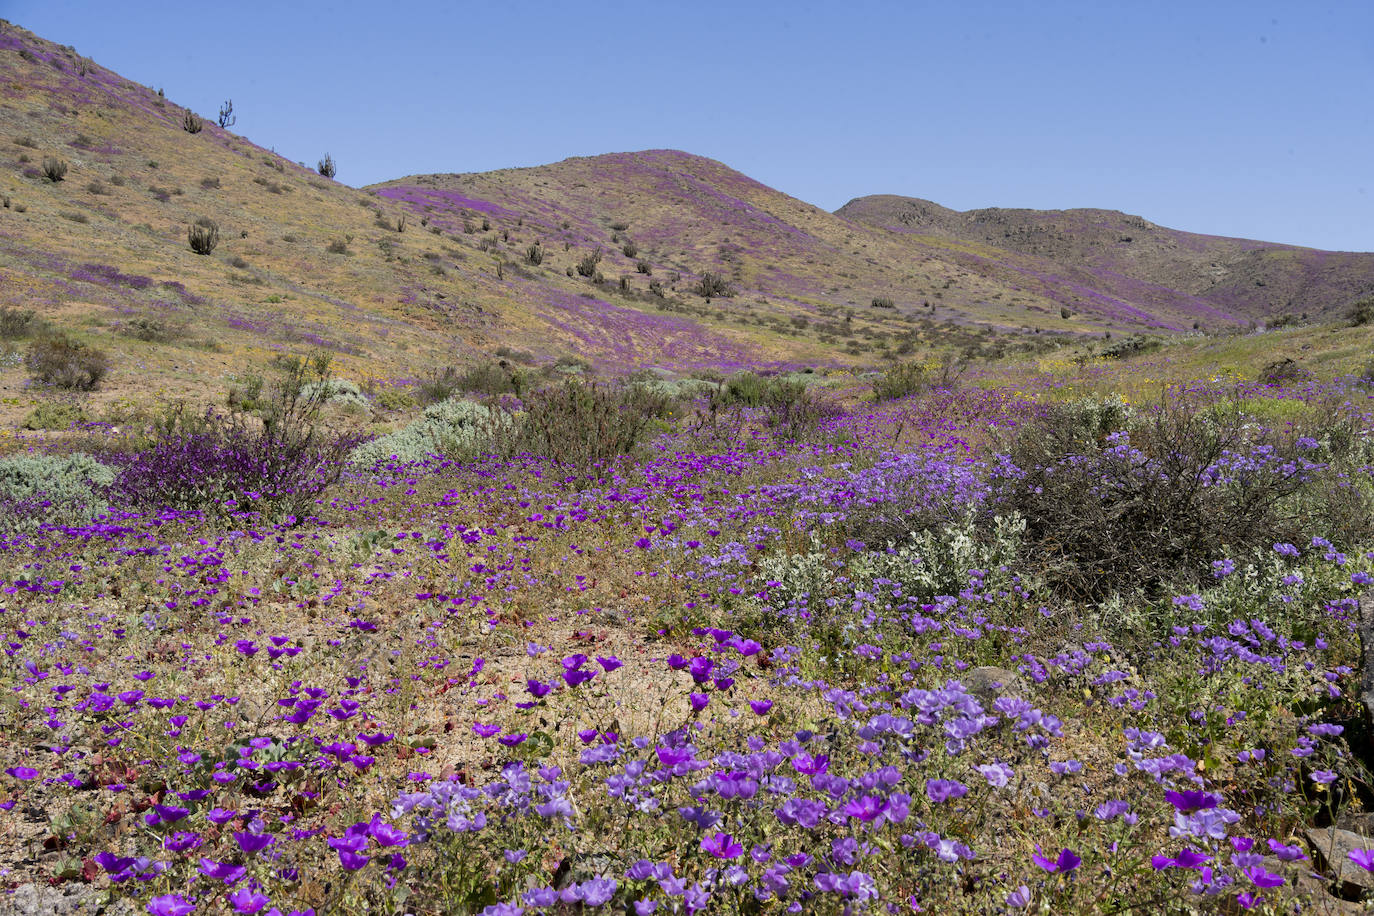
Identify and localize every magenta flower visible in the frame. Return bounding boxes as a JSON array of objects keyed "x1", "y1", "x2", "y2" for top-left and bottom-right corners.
[
  {"x1": 370, "y1": 822, "x2": 408, "y2": 847},
  {"x1": 563, "y1": 668, "x2": 595, "y2": 687},
  {"x1": 1242, "y1": 866, "x2": 1285, "y2": 888},
  {"x1": 498, "y1": 733, "x2": 527, "y2": 747},
  {"x1": 1350, "y1": 848, "x2": 1374, "y2": 872},
  {"x1": 233, "y1": 831, "x2": 274, "y2": 854},
  {"x1": 700, "y1": 831, "x2": 744, "y2": 859},
  {"x1": 198, "y1": 858, "x2": 246, "y2": 884},
  {"x1": 5, "y1": 766, "x2": 38, "y2": 780},
  {"x1": 689, "y1": 693, "x2": 709, "y2": 712},
  {"x1": 749, "y1": 699, "x2": 773, "y2": 715},
  {"x1": 1164, "y1": 789, "x2": 1217, "y2": 813},
  {"x1": 146, "y1": 895, "x2": 197, "y2": 916},
  {"x1": 1151, "y1": 847, "x2": 1211, "y2": 870},
  {"x1": 926, "y1": 779, "x2": 968, "y2": 804},
  {"x1": 226, "y1": 887, "x2": 269, "y2": 914},
  {"x1": 473, "y1": 722, "x2": 501, "y2": 737},
  {"x1": 1032, "y1": 847, "x2": 1080, "y2": 873},
  {"x1": 841, "y1": 794, "x2": 889, "y2": 823},
  {"x1": 596, "y1": 655, "x2": 623, "y2": 672},
  {"x1": 358, "y1": 732, "x2": 393, "y2": 747},
  {"x1": 338, "y1": 849, "x2": 369, "y2": 870},
  {"x1": 526, "y1": 679, "x2": 553, "y2": 698}
]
